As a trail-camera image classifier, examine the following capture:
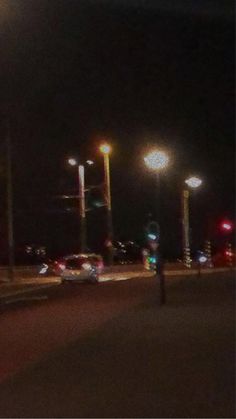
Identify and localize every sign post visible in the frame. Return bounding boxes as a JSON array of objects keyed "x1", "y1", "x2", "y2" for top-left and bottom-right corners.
[{"x1": 145, "y1": 221, "x2": 166, "y2": 305}]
